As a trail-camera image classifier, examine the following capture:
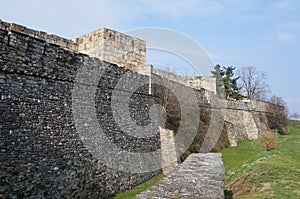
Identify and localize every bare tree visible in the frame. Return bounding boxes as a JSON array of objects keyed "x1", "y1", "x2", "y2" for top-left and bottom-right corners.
[
  {"x1": 267, "y1": 95, "x2": 289, "y2": 134},
  {"x1": 237, "y1": 66, "x2": 270, "y2": 100},
  {"x1": 152, "y1": 66, "x2": 182, "y2": 130}
]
